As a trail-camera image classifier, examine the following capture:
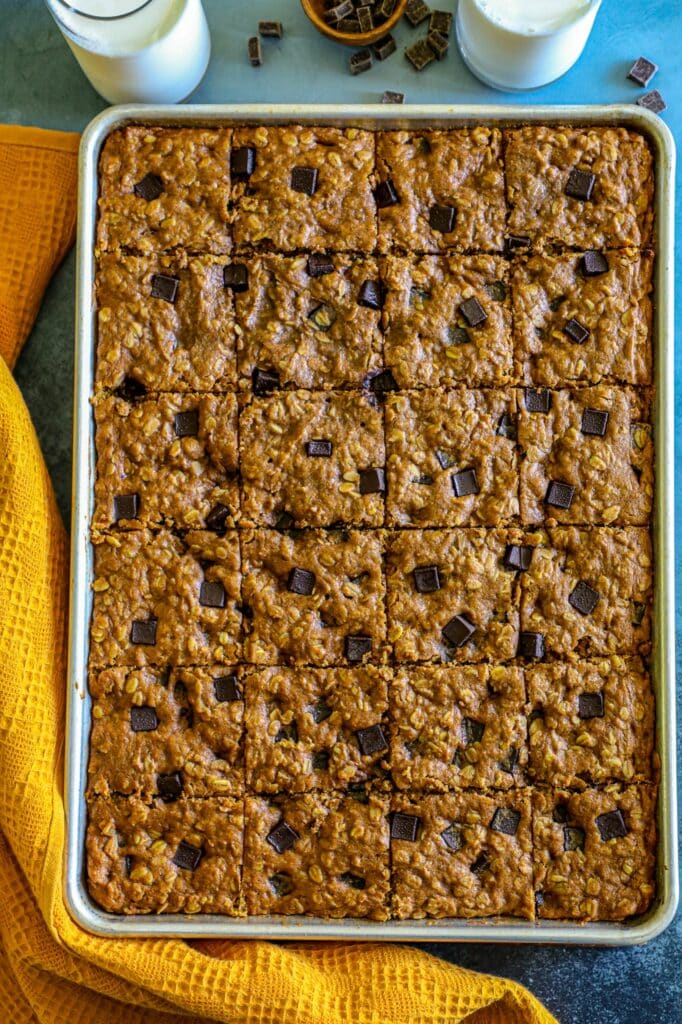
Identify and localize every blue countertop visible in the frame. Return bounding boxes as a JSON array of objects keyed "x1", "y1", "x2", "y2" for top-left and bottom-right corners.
[{"x1": 1, "y1": 2, "x2": 679, "y2": 1021}]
